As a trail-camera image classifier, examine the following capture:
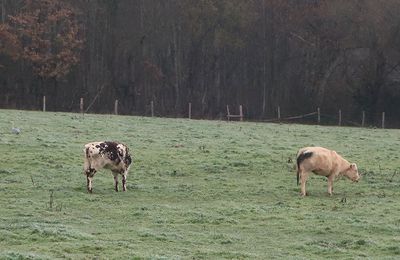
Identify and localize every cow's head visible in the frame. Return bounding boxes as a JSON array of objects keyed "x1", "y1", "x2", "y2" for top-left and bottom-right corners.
[
  {"x1": 117, "y1": 144, "x2": 132, "y2": 170},
  {"x1": 344, "y1": 163, "x2": 360, "y2": 182},
  {"x1": 124, "y1": 153, "x2": 132, "y2": 166}
]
